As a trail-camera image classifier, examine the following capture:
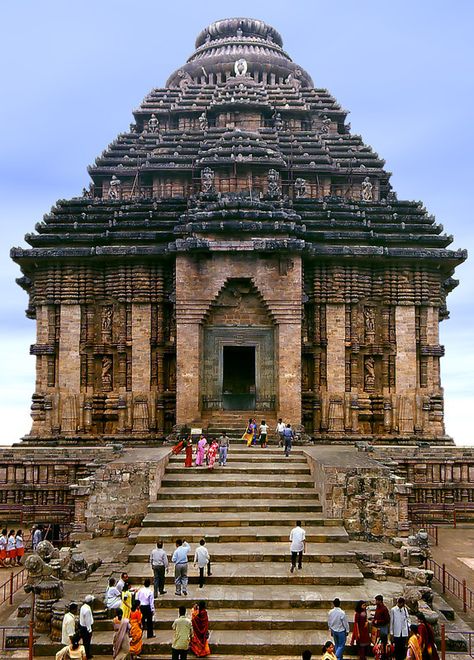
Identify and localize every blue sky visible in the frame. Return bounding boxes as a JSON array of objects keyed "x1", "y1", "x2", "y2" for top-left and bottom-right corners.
[{"x1": 0, "y1": 0, "x2": 473, "y2": 444}]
